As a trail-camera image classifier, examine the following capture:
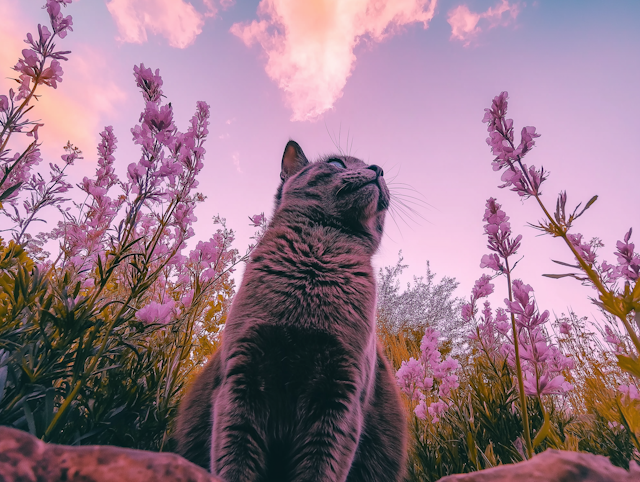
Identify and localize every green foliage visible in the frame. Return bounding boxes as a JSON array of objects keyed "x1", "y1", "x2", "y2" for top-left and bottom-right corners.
[
  {"x1": 0, "y1": 237, "x2": 232, "y2": 449},
  {"x1": 381, "y1": 312, "x2": 640, "y2": 481}
]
